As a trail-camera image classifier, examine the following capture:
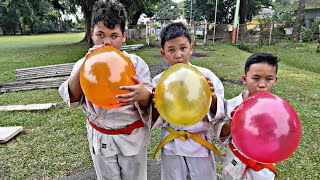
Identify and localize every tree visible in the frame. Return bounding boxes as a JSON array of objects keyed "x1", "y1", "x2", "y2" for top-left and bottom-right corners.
[
  {"x1": 292, "y1": 0, "x2": 306, "y2": 41},
  {"x1": 0, "y1": 1, "x2": 19, "y2": 35},
  {"x1": 184, "y1": 0, "x2": 272, "y2": 24},
  {"x1": 1, "y1": 0, "x2": 64, "y2": 34},
  {"x1": 71, "y1": 0, "x2": 160, "y2": 44},
  {"x1": 155, "y1": 0, "x2": 182, "y2": 20}
]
